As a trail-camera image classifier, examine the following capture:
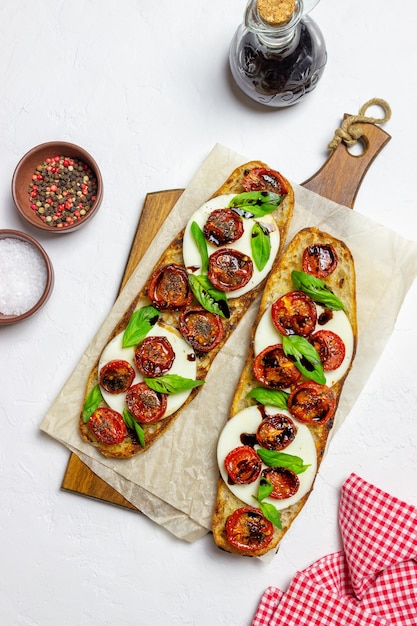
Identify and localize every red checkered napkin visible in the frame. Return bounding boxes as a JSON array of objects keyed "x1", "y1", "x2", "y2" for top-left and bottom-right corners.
[{"x1": 252, "y1": 473, "x2": 417, "y2": 626}]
